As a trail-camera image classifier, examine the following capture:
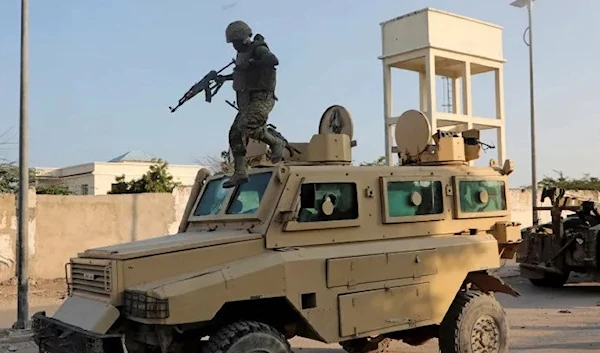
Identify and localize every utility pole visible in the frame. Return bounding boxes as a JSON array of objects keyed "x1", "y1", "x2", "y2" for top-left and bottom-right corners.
[
  {"x1": 510, "y1": 0, "x2": 538, "y2": 226},
  {"x1": 13, "y1": 0, "x2": 29, "y2": 330},
  {"x1": 526, "y1": 0, "x2": 538, "y2": 227}
]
